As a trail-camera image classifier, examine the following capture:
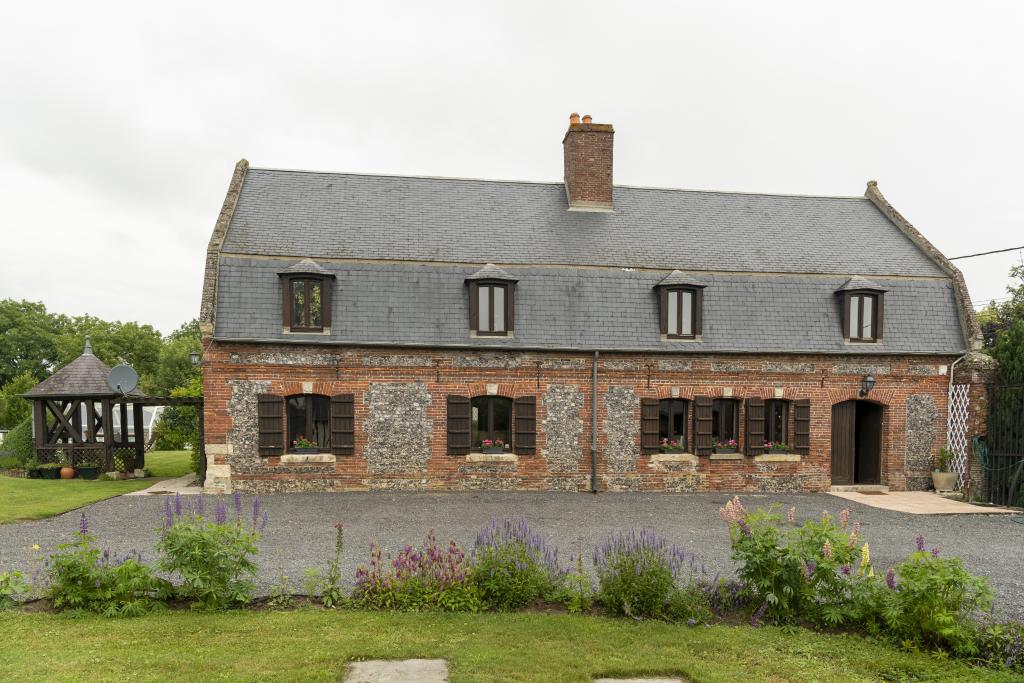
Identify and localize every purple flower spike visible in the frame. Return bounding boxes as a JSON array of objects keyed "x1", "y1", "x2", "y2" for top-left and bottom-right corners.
[
  {"x1": 840, "y1": 564, "x2": 852, "y2": 576},
  {"x1": 260, "y1": 509, "x2": 269, "y2": 532},
  {"x1": 930, "y1": 546, "x2": 941, "y2": 557},
  {"x1": 174, "y1": 492, "x2": 183, "y2": 517},
  {"x1": 163, "y1": 497, "x2": 174, "y2": 529},
  {"x1": 79, "y1": 512, "x2": 89, "y2": 536},
  {"x1": 252, "y1": 497, "x2": 261, "y2": 528},
  {"x1": 233, "y1": 490, "x2": 242, "y2": 518},
  {"x1": 196, "y1": 495, "x2": 205, "y2": 517},
  {"x1": 915, "y1": 534, "x2": 925, "y2": 552},
  {"x1": 738, "y1": 520, "x2": 752, "y2": 537},
  {"x1": 214, "y1": 501, "x2": 227, "y2": 525},
  {"x1": 886, "y1": 566, "x2": 896, "y2": 590},
  {"x1": 805, "y1": 560, "x2": 817, "y2": 578},
  {"x1": 751, "y1": 602, "x2": 767, "y2": 627}
]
